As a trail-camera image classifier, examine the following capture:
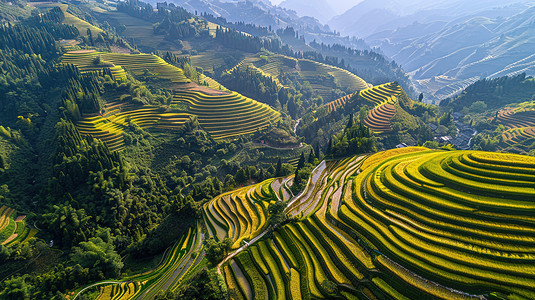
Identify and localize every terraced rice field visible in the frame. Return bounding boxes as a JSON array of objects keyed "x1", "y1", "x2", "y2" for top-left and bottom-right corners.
[
  {"x1": 227, "y1": 56, "x2": 285, "y2": 88},
  {"x1": 325, "y1": 94, "x2": 352, "y2": 113},
  {"x1": 77, "y1": 101, "x2": 191, "y2": 151},
  {"x1": 63, "y1": 51, "x2": 279, "y2": 145},
  {"x1": 415, "y1": 76, "x2": 479, "y2": 104},
  {"x1": 101, "y1": 11, "x2": 167, "y2": 50},
  {"x1": 62, "y1": 52, "x2": 190, "y2": 83},
  {"x1": 360, "y1": 82, "x2": 403, "y2": 133},
  {"x1": 497, "y1": 108, "x2": 535, "y2": 128},
  {"x1": 231, "y1": 54, "x2": 370, "y2": 101},
  {"x1": 203, "y1": 178, "x2": 292, "y2": 249},
  {"x1": 497, "y1": 106, "x2": 535, "y2": 152},
  {"x1": 298, "y1": 59, "x2": 371, "y2": 96},
  {"x1": 33, "y1": 3, "x2": 103, "y2": 36},
  {"x1": 172, "y1": 90, "x2": 280, "y2": 140},
  {"x1": 190, "y1": 50, "x2": 228, "y2": 71},
  {"x1": 500, "y1": 127, "x2": 535, "y2": 152},
  {"x1": 96, "y1": 224, "x2": 204, "y2": 300},
  {"x1": 229, "y1": 147, "x2": 535, "y2": 299},
  {"x1": 0, "y1": 206, "x2": 37, "y2": 246}
]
